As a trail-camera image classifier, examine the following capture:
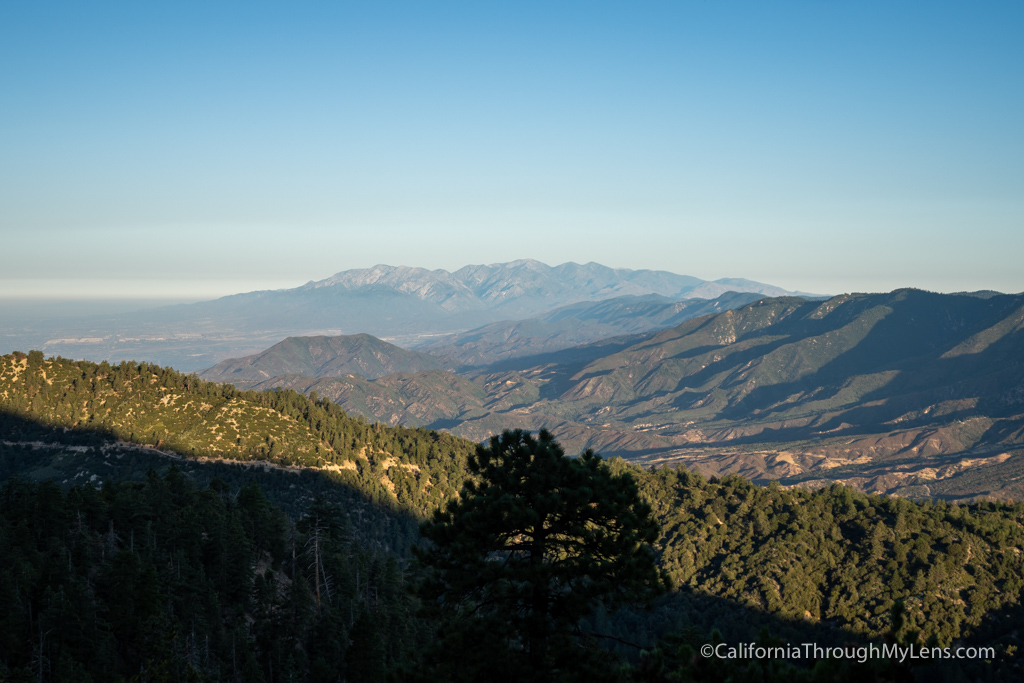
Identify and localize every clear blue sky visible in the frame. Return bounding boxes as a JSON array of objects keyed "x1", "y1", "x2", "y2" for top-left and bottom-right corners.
[{"x1": 2, "y1": 1, "x2": 1022, "y2": 300}]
